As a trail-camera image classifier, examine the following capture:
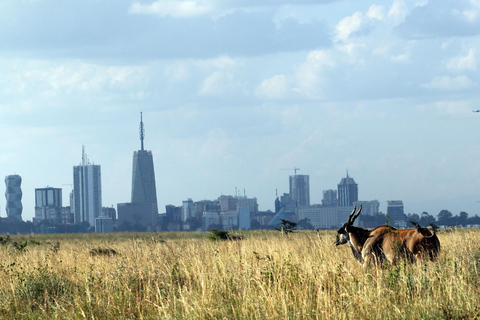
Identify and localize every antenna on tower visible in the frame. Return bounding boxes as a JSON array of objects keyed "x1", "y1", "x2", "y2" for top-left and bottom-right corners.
[
  {"x1": 139, "y1": 112, "x2": 145, "y2": 151},
  {"x1": 82, "y1": 145, "x2": 87, "y2": 166}
]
